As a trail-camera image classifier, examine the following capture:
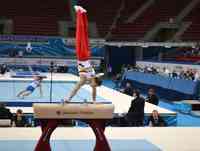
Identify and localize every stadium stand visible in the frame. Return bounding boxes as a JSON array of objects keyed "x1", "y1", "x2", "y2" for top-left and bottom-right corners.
[
  {"x1": 14, "y1": 16, "x2": 58, "y2": 36},
  {"x1": 78, "y1": 0, "x2": 122, "y2": 38},
  {"x1": 0, "y1": 0, "x2": 70, "y2": 36},
  {"x1": 110, "y1": 0, "x2": 190, "y2": 41},
  {"x1": 181, "y1": 3, "x2": 200, "y2": 41},
  {"x1": 119, "y1": 0, "x2": 146, "y2": 22},
  {"x1": 0, "y1": 0, "x2": 199, "y2": 41}
]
